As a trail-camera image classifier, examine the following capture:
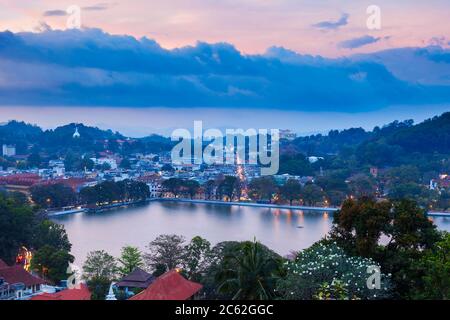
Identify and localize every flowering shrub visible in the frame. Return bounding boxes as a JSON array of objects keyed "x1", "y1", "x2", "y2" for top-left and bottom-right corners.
[{"x1": 277, "y1": 242, "x2": 392, "y2": 300}]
